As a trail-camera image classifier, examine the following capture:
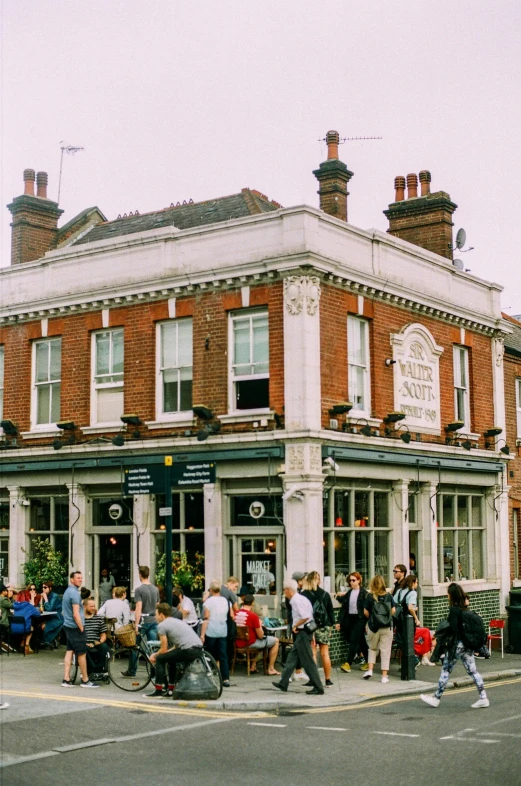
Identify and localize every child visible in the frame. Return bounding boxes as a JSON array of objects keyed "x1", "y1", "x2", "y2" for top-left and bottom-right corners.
[{"x1": 98, "y1": 586, "x2": 131, "y2": 629}]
